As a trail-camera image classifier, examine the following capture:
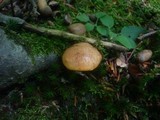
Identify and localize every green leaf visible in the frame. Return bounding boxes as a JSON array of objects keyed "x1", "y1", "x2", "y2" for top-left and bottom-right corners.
[
  {"x1": 85, "y1": 23, "x2": 95, "y2": 32},
  {"x1": 95, "y1": 12, "x2": 106, "y2": 18},
  {"x1": 121, "y1": 26, "x2": 146, "y2": 40},
  {"x1": 115, "y1": 35, "x2": 136, "y2": 49},
  {"x1": 100, "y1": 15, "x2": 114, "y2": 28},
  {"x1": 96, "y1": 26, "x2": 108, "y2": 36},
  {"x1": 108, "y1": 30, "x2": 118, "y2": 40},
  {"x1": 76, "y1": 14, "x2": 90, "y2": 22}
]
